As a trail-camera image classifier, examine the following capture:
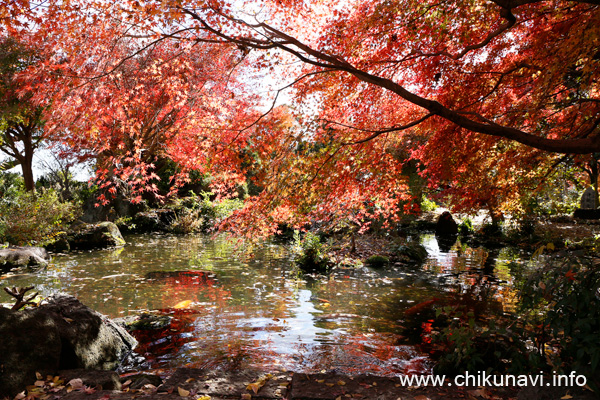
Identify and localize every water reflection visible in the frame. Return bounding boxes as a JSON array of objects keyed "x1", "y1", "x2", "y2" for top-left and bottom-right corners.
[{"x1": 0, "y1": 233, "x2": 524, "y2": 375}]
